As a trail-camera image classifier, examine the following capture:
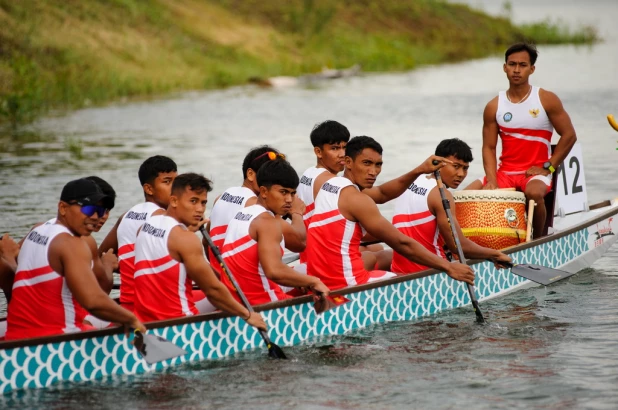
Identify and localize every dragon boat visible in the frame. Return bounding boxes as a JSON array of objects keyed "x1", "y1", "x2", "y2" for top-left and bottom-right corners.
[{"x1": 0, "y1": 195, "x2": 616, "y2": 394}]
